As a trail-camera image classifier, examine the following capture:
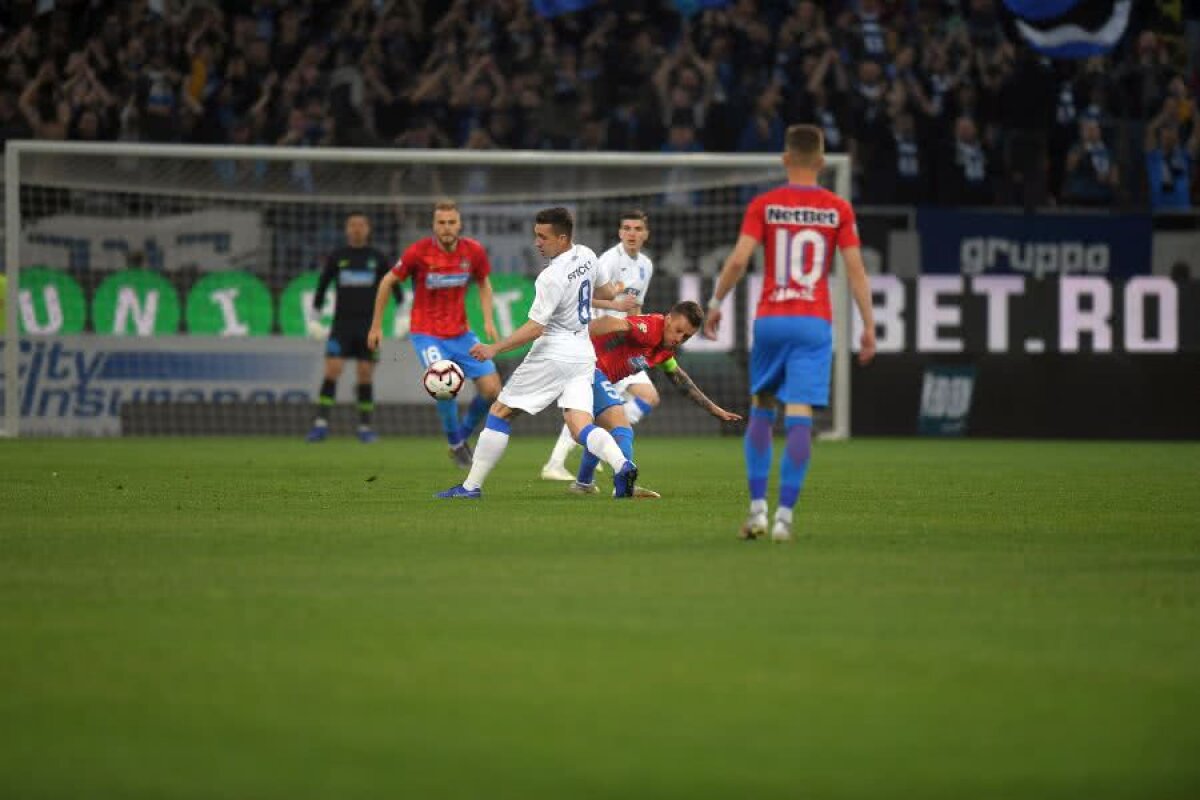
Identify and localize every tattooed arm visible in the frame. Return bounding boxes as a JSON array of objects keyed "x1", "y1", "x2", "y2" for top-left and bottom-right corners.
[{"x1": 661, "y1": 359, "x2": 741, "y2": 422}]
